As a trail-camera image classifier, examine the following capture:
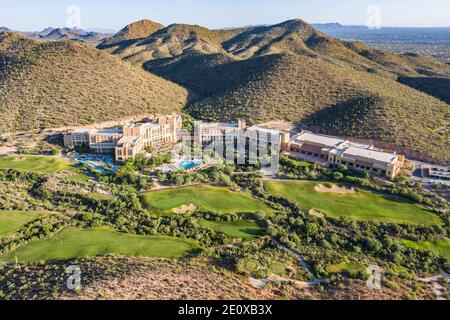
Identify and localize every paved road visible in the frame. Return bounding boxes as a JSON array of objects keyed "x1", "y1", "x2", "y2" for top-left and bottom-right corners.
[{"x1": 410, "y1": 160, "x2": 450, "y2": 186}]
